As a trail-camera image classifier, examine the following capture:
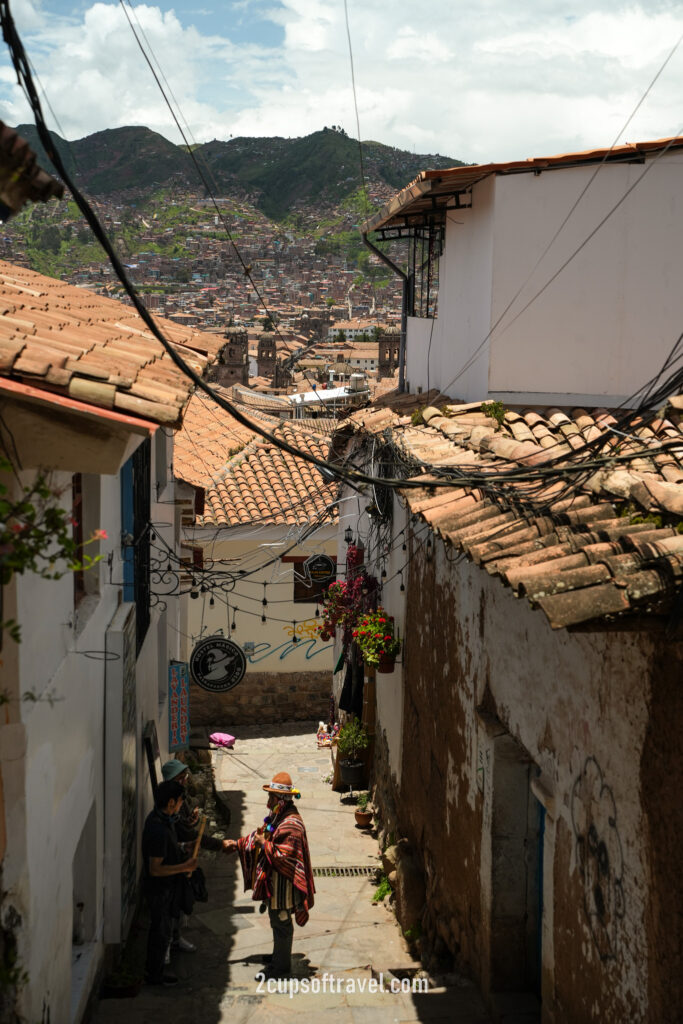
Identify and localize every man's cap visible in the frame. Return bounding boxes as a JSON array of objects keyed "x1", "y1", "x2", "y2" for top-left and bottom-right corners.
[
  {"x1": 262, "y1": 771, "x2": 301, "y2": 797},
  {"x1": 161, "y1": 759, "x2": 189, "y2": 782}
]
